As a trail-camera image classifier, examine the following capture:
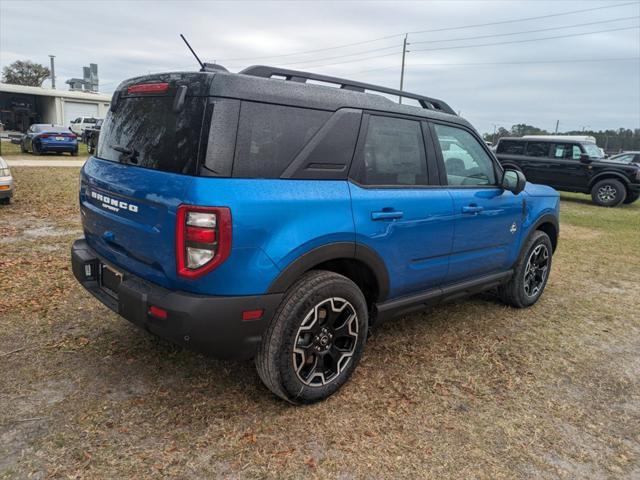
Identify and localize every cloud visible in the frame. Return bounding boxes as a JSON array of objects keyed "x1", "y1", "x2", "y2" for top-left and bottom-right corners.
[{"x1": 1, "y1": 0, "x2": 638, "y2": 133}]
